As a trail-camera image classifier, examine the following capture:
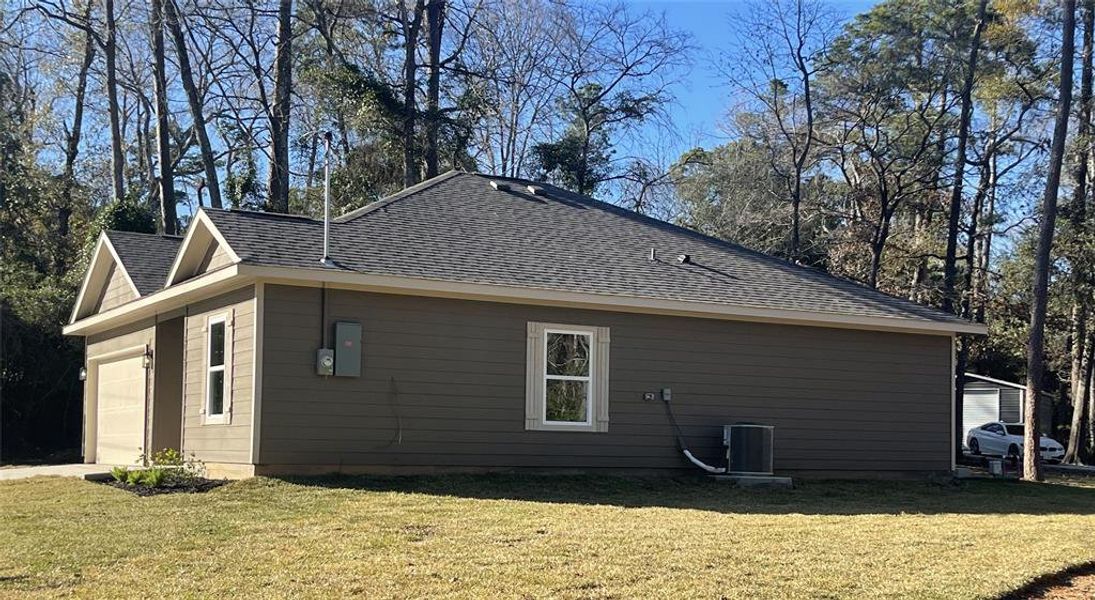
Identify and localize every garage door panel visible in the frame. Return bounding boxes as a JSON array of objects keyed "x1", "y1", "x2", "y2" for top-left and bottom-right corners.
[
  {"x1": 96, "y1": 356, "x2": 146, "y2": 465},
  {"x1": 963, "y1": 389, "x2": 999, "y2": 448}
]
